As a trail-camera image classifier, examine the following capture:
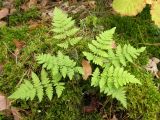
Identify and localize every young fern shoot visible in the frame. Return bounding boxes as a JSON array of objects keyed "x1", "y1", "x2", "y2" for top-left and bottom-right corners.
[{"x1": 52, "y1": 7, "x2": 82, "y2": 49}]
